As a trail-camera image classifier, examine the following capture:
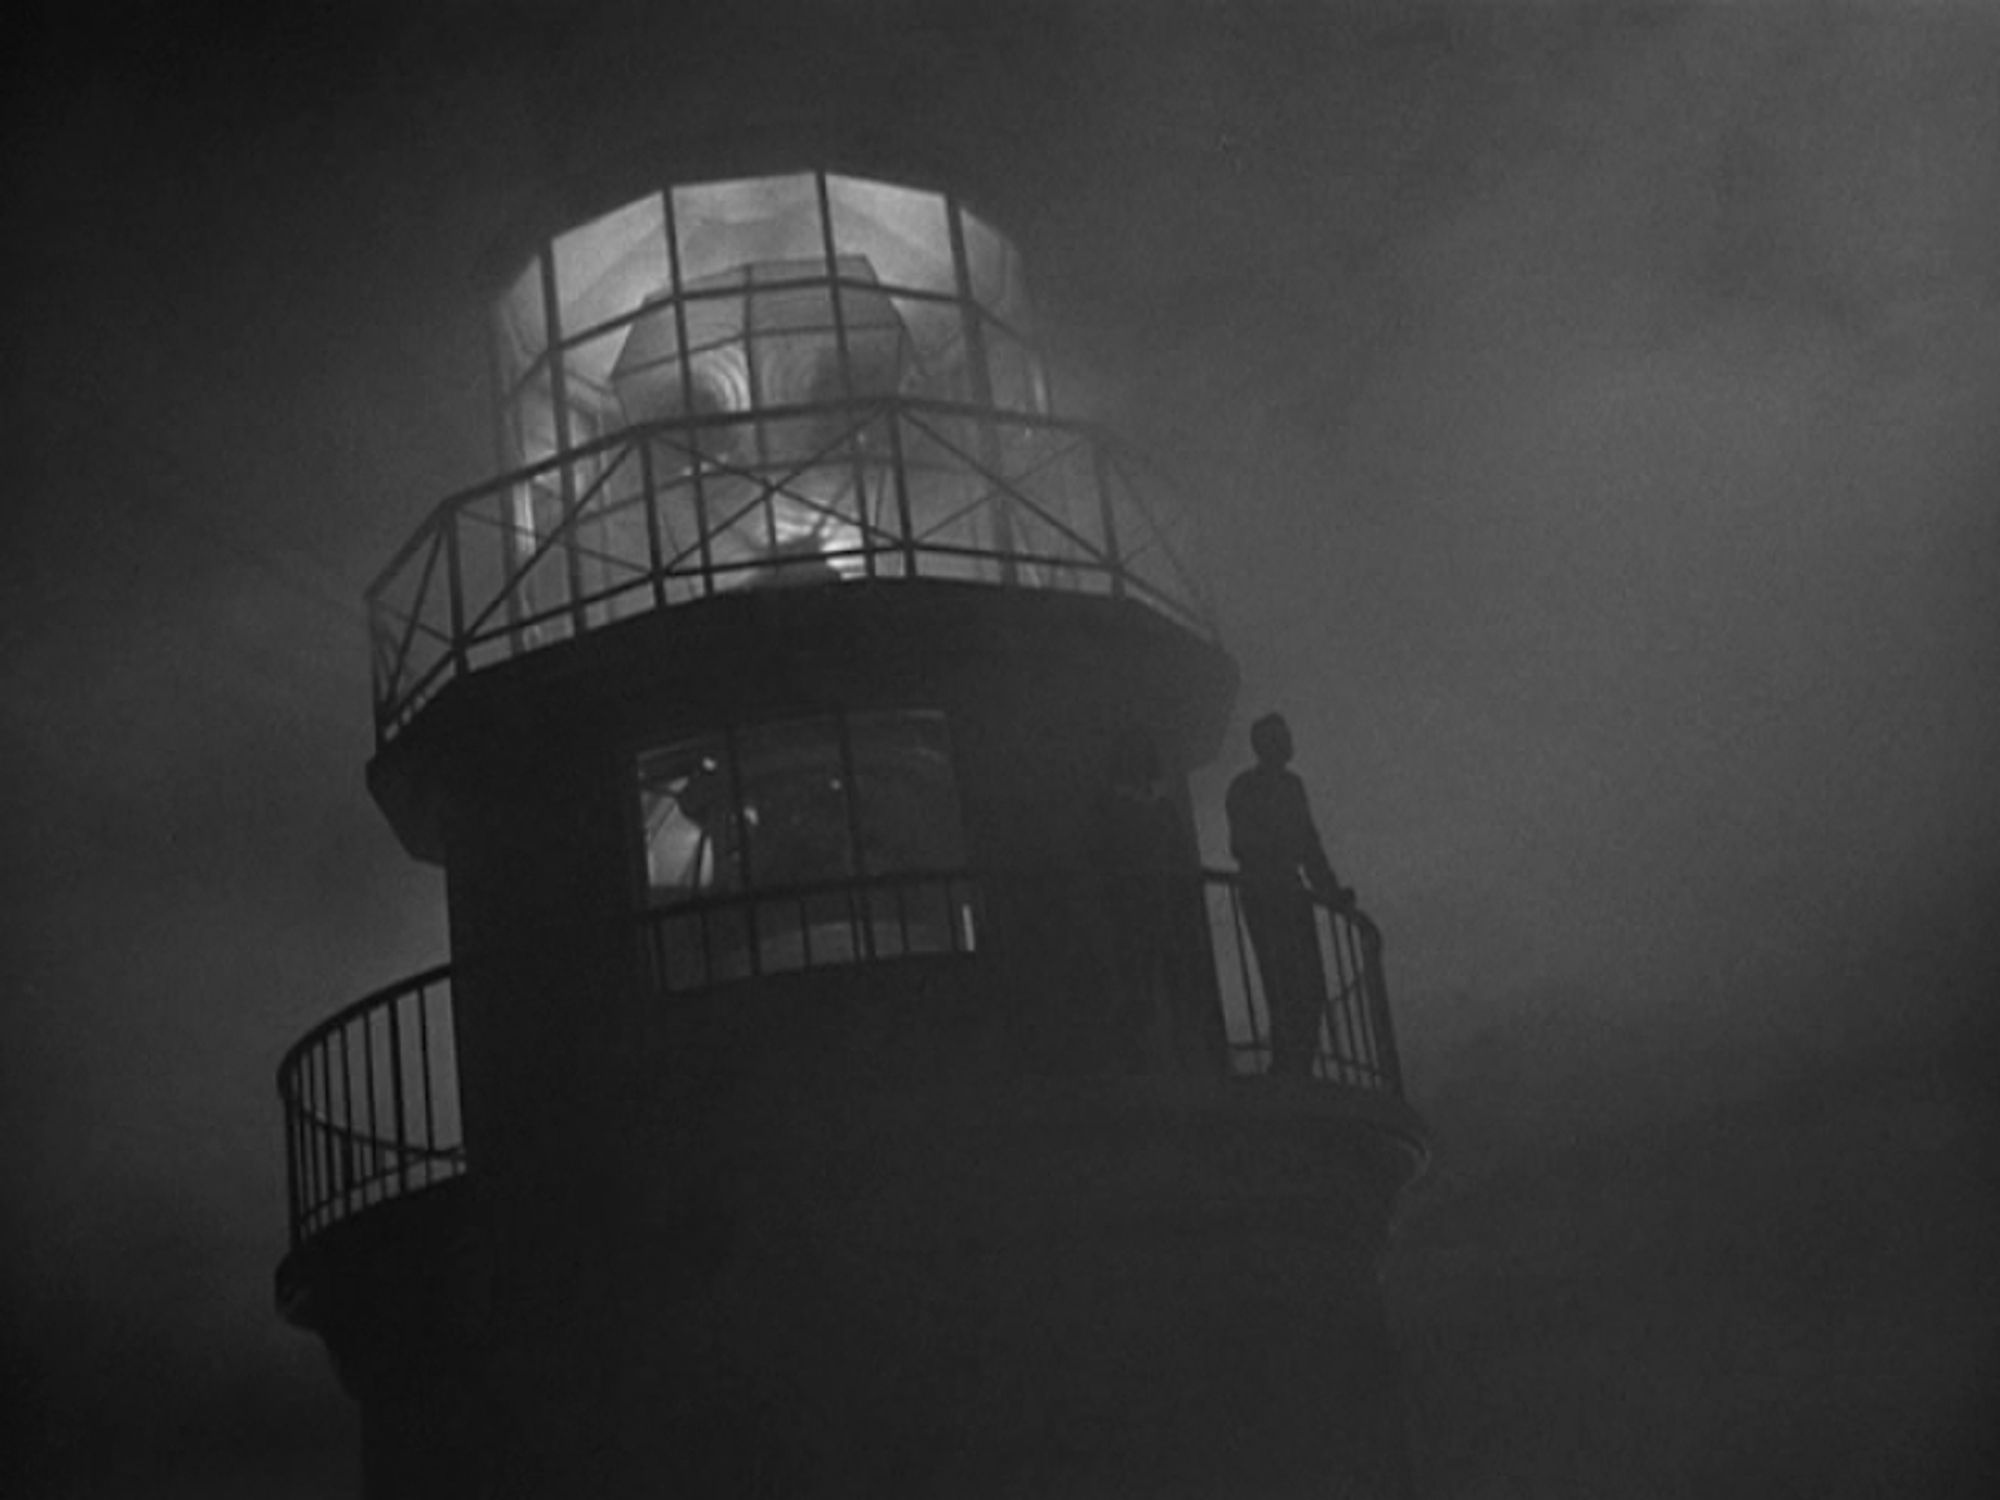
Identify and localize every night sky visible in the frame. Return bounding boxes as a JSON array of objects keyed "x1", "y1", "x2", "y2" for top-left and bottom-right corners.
[{"x1": 6, "y1": 3, "x2": 1998, "y2": 1495}]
